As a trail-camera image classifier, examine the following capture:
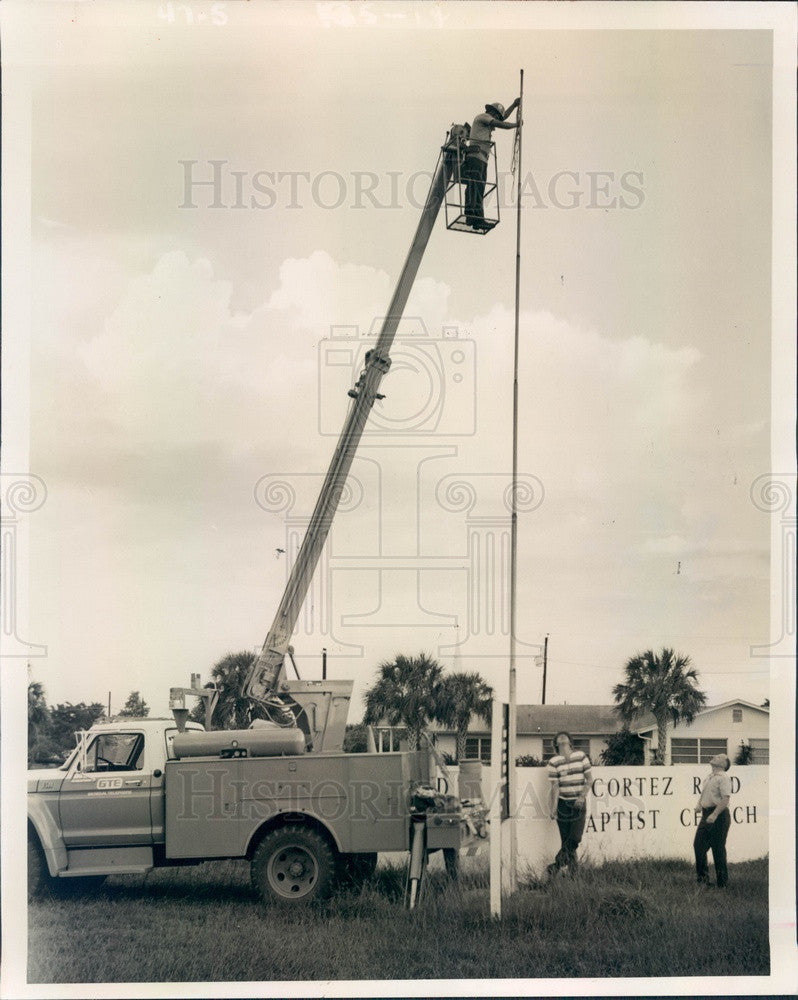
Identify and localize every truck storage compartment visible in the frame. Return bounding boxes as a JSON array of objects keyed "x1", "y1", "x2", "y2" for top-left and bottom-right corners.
[{"x1": 172, "y1": 724, "x2": 305, "y2": 759}]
